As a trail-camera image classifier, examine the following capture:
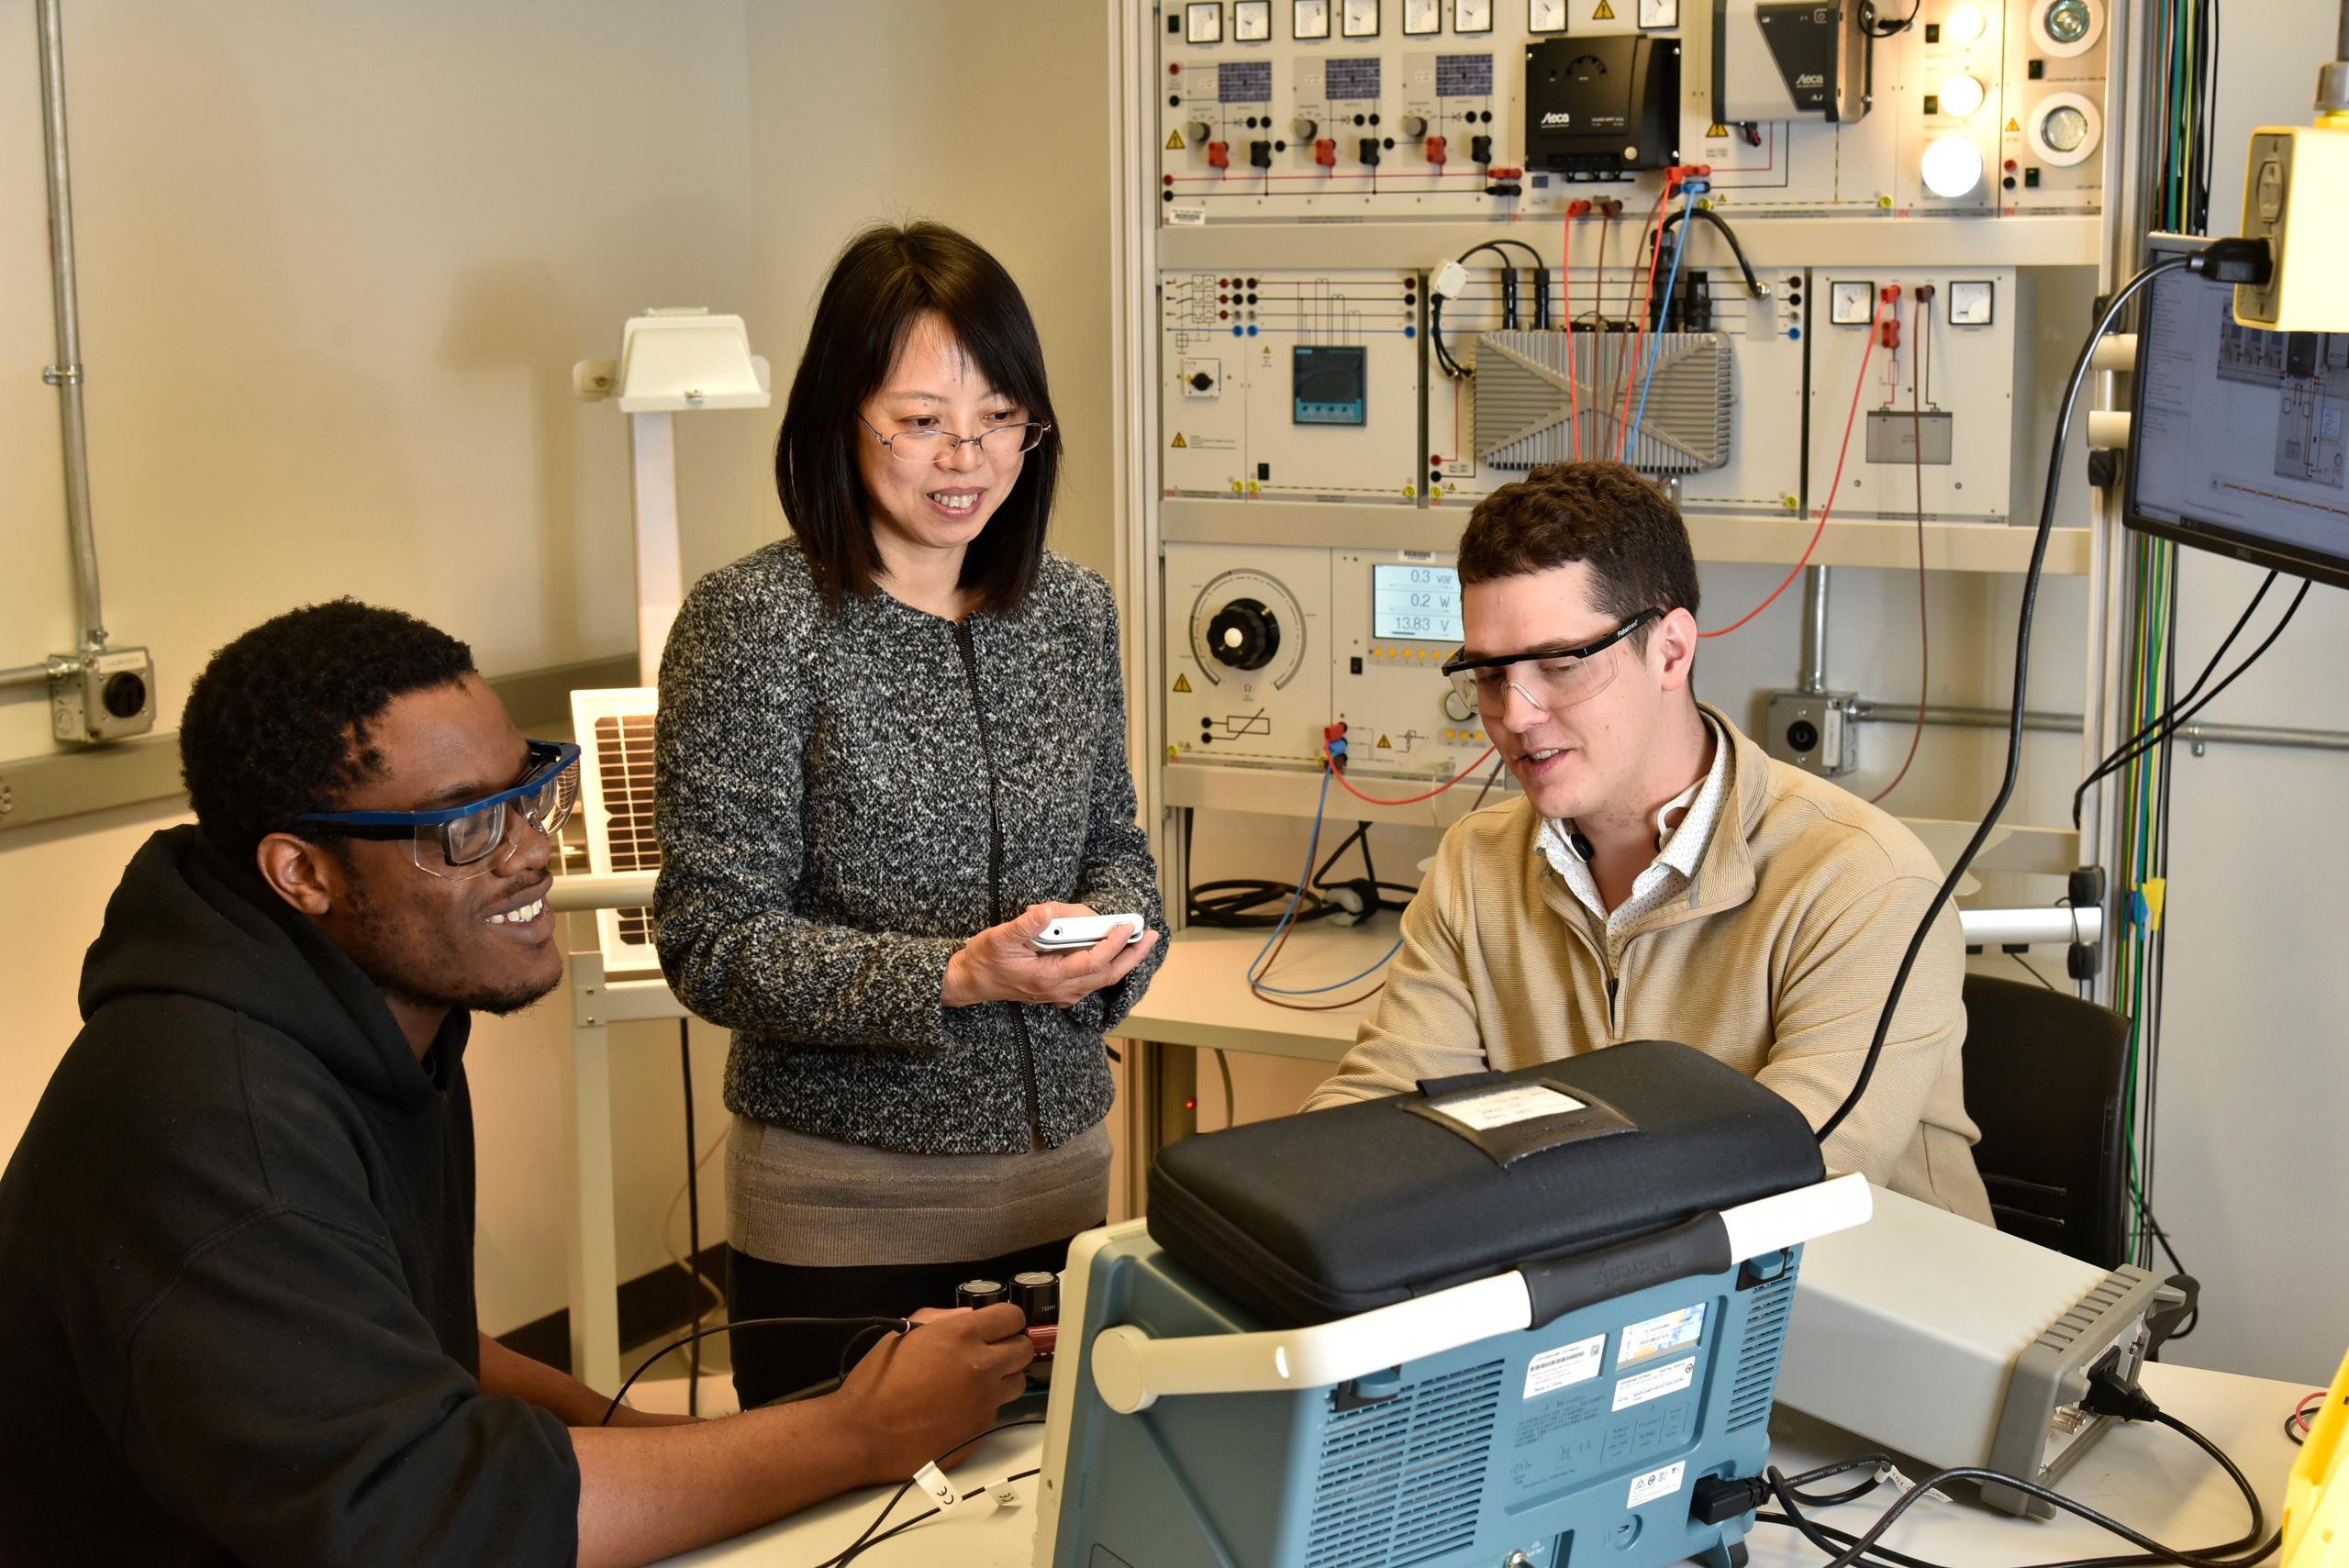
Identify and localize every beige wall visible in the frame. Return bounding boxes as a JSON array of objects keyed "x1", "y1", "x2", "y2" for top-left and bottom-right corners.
[{"x1": 1, "y1": 0, "x2": 1121, "y2": 1338}]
